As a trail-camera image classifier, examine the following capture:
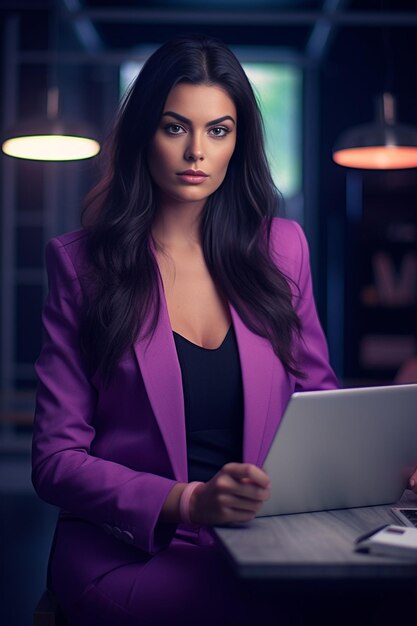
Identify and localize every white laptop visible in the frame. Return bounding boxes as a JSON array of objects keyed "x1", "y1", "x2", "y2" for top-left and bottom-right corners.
[{"x1": 258, "y1": 384, "x2": 417, "y2": 517}]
